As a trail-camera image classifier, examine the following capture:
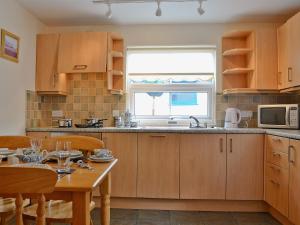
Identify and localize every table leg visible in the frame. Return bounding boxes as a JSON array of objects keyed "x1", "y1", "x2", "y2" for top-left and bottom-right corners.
[
  {"x1": 100, "y1": 173, "x2": 111, "y2": 225},
  {"x1": 72, "y1": 192, "x2": 91, "y2": 225}
]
